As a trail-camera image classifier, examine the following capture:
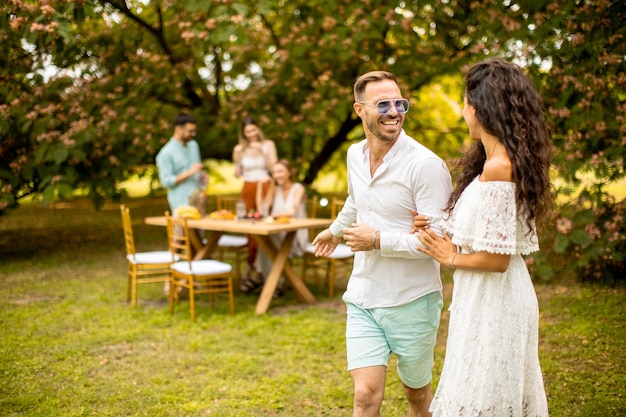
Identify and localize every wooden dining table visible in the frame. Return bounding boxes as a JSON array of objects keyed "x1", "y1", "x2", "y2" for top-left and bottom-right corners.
[{"x1": 145, "y1": 215, "x2": 333, "y2": 314}]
